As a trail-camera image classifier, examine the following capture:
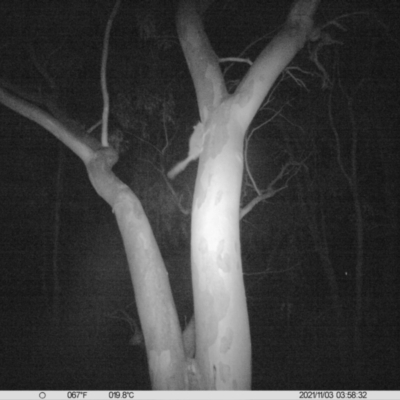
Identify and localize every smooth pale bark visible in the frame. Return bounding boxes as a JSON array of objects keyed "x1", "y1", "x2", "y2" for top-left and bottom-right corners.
[
  {"x1": 0, "y1": 0, "x2": 320, "y2": 390},
  {"x1": 0, "y1": 87, "x2": 186, "y2": 389},
  {"x1": 177, "y1": 0, "x2": 320, "y2": 389}
]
